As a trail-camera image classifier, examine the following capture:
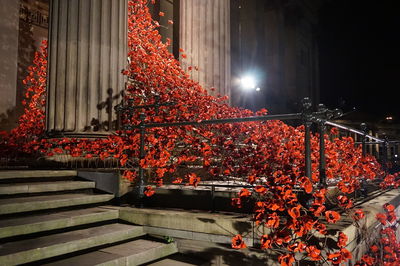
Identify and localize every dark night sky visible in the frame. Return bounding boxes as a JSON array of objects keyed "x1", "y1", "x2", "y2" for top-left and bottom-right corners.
[{"x1": 319, "y1": 0, "x2": 400, "y2": 119}]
